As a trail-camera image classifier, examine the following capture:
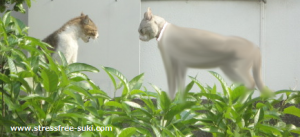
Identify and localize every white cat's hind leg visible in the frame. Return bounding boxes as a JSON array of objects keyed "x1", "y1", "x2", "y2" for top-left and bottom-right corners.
[
  {"x1": 175, "y1": 64, "x2": 187, "y2": 100},
  {"x1": 220, "y1": 65, "x2": 255, "y2": 90}
]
